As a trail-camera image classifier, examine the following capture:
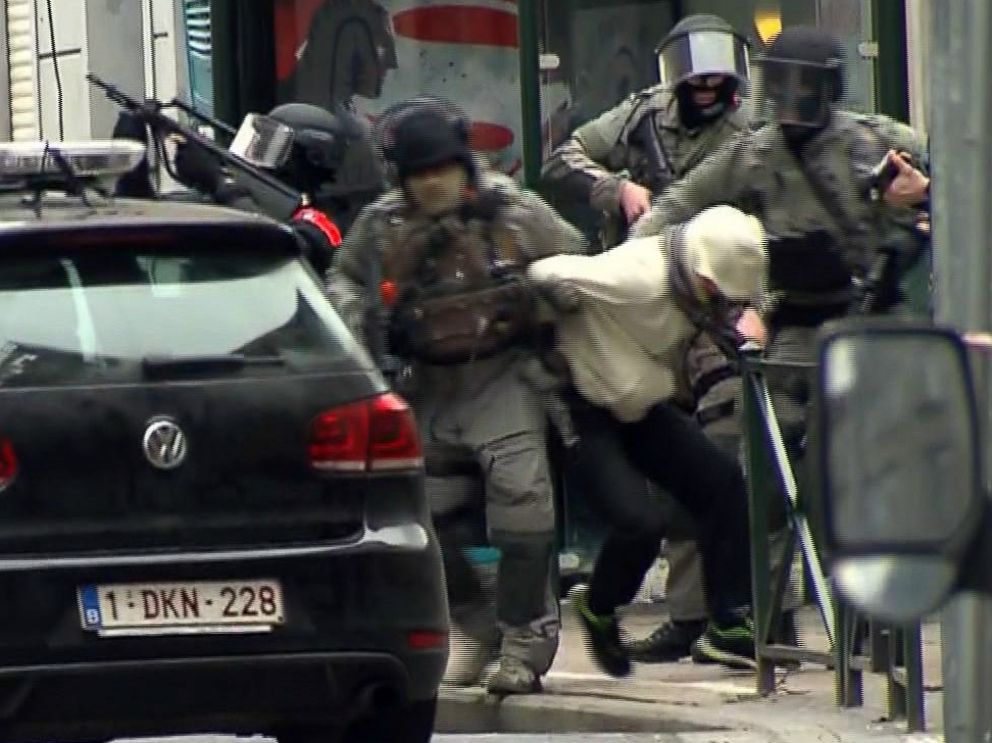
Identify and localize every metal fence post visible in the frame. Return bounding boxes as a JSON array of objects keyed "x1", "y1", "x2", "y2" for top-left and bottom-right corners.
[{"x1": 742, "y1": 345, "x2": 776, "y2": 695}]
